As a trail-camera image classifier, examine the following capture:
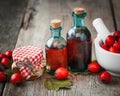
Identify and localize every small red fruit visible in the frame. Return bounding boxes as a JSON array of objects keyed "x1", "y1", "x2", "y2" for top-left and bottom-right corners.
[
  {"x1": 113, "y1": 42, "x2": 120, "y2": 50},
  {"x1": 99, "y1": 71, "x2": 111, "y2": 84},
  {"x1": 88, "y1": 62, "x2": 101, "y2": 73},
  {"x1": 0, "y1": 54, "x2": 7, "y2": 58},
  {"x1": 5, "y1": 50, "x2": 12, "y2": 58},
  {"x1": 109, "y1": 47, "x2": 120, "y2": 53},
  {"x1": 113, "y1": 31, "x2": 120, "y2": 41},
  {"x1": 118, "y1": 38, "x2": 120, "y2": 42},
  {"x1": 0, "y1": 71, "x2": 6, "y2": 82},
  {"x1": 55, "y1": 67, "x2": 69, "y2": 80},
  {"x1": 101, "y1": 44, "x2": 109, "y2": 51},
  {"x1": 1, "y1": 57, "x2": 9, "y2": 67},
  {"x1": 105, "y1": 35, "x2": 115, "y2": 47},
  {"x1": 10, "y1": 72, "x2": 23, "y2": 84},
  {"x1": 0, "y1": 54, "x2": 7, "y2": 61}
]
